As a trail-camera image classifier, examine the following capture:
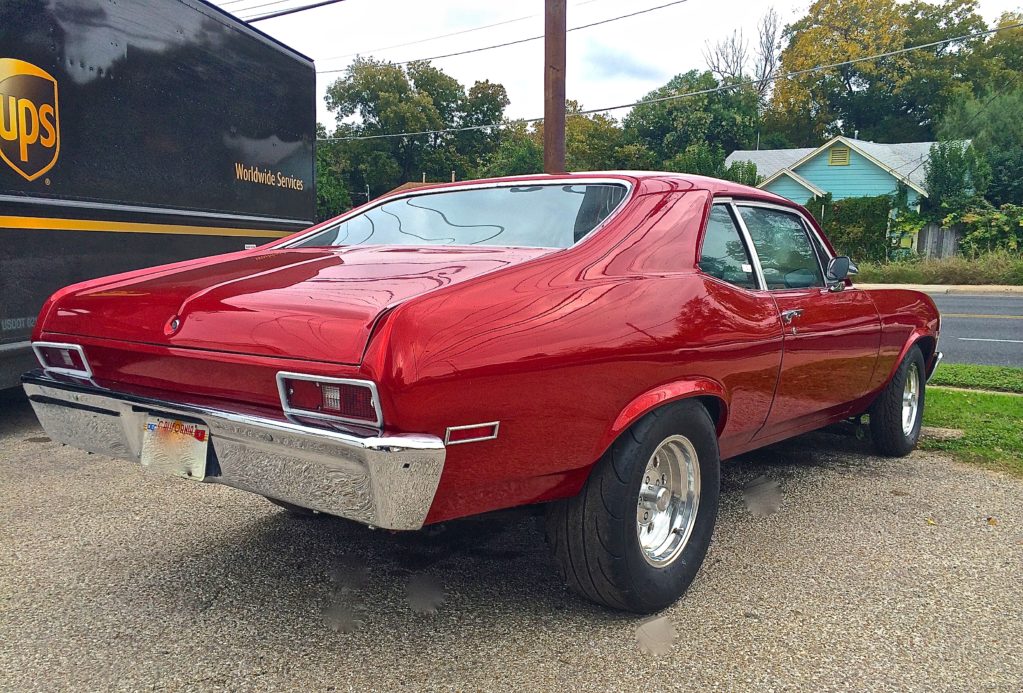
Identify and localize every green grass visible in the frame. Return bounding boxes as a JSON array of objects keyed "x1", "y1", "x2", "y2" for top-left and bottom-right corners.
[
  {"x1": 856, "y1": 250, "x2": 1023, "y2": 285},
  {"x1": 929, "y1": 363, "x2": 1023, "y2": 394},
  {"x1": 921, "y1": 388, "x2": 1023, "y2": 475}
]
